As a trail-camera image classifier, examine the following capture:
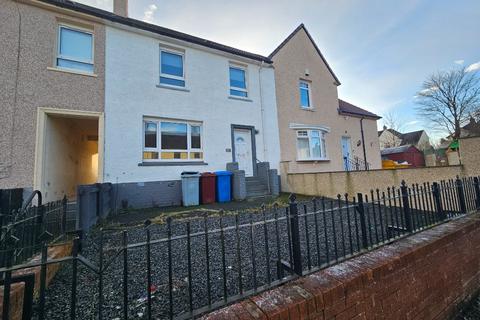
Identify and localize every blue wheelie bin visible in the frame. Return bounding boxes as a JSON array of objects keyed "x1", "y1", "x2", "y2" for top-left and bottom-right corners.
[{"x1": 215, "y1": 171, "x2": 233, "y2": 202}]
